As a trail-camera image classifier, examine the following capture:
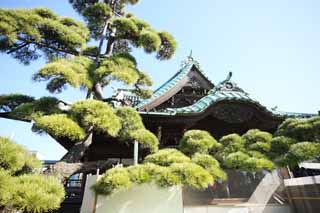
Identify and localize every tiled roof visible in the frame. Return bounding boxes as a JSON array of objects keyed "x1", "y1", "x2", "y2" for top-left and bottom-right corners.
[
  {"x1": 122, "y1": 54, "x2": 317, "y2": 119},
  {"x1": 142, "y1": 73, "x2": 317, "y2": 118},
  {"x1": 136, "y1": 56, "x2": 213, "y2": 109},
  {"x1": 167, "y1": 74, "x2": 267, "y2": 114}
]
